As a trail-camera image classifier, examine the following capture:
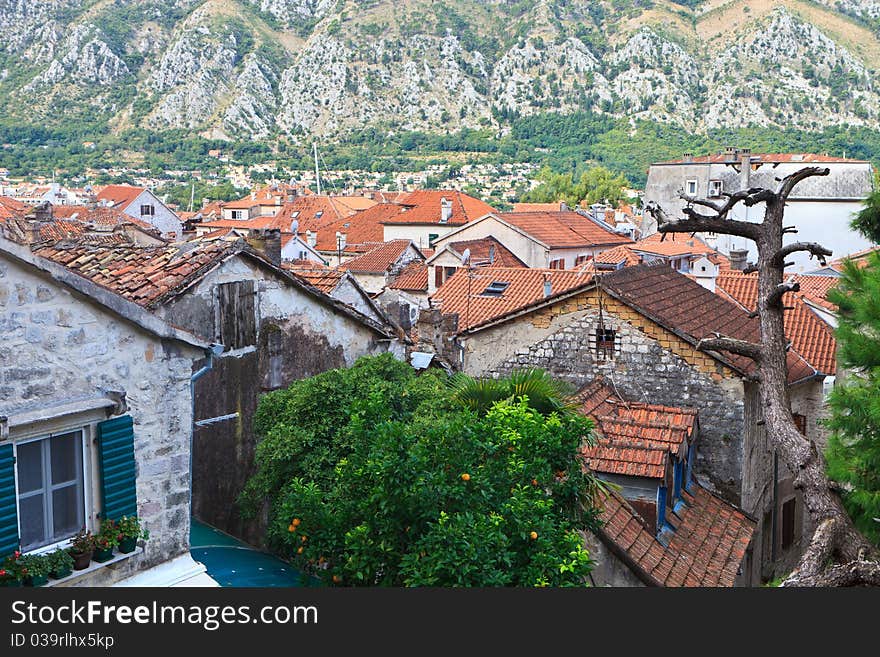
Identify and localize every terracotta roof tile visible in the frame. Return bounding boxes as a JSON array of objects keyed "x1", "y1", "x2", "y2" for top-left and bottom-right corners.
[
  {"x1": 95, "y1": 185, "x2": 146, "y2": 208},
  {"x1": 715, "y1": 271, "x2": 837, "y2": 375},
  {"x1": 596, "y1": 484, "x2": 755, "y2": 587},
  {"x1": 445, "y1": 236, "x2": 528, "y2": 268},
  {"x1": 430, "y1": 267, "x2": 595, "y2": 331},
  {"x1": 389, "y1": 261, "x2": 429, "y2": 292},
  {"x1": 339, "y1": 239, "x2": 415, "y2": 274},
  {"x1": 283, "y1": 263, "x2": 344, "y2": 294},
  {"x1": 498, "y1": 211, "x2": 633, "y2": 249},
  {"x1": 379, "y1": 190, "x2": 496, "y2": 226},
  {"x1": 0, "y1": 196, "x2": 28, "y2": 220}
]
